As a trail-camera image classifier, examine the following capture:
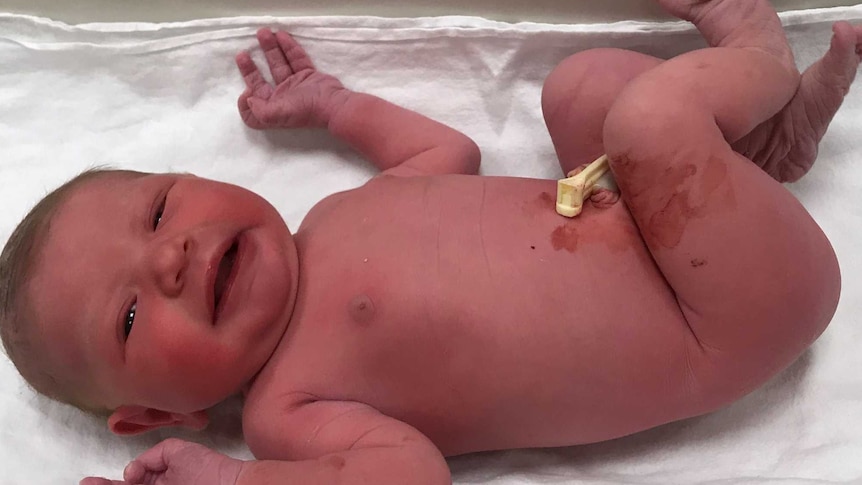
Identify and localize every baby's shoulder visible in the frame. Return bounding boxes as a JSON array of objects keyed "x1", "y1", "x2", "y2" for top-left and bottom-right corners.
[
  {"x1": 298, "y1": 175, "x2": 429, "y2": 231},
  {"x1": 299, "y1": 188, "x2": 358, "y2": 232}
]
